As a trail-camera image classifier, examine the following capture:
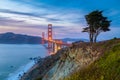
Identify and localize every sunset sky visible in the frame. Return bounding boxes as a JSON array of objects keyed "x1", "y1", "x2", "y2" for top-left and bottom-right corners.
[{"x1": 0, "y1": 0, "x2": 120, "y2": 40}]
